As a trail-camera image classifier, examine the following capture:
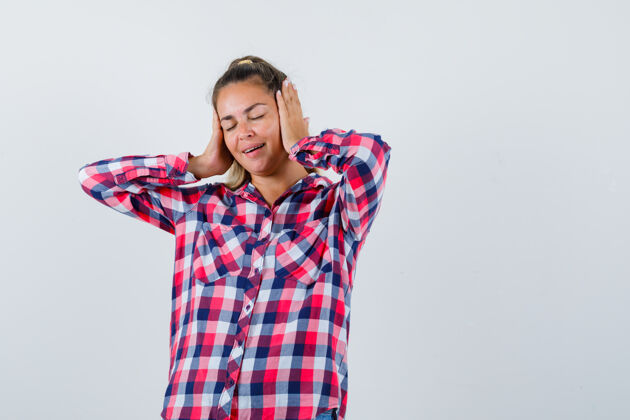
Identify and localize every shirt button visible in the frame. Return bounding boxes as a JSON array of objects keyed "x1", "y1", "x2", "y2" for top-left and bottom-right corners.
[{"x1": 228, "y1": 378, "x2": 234, "y2": 386}]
